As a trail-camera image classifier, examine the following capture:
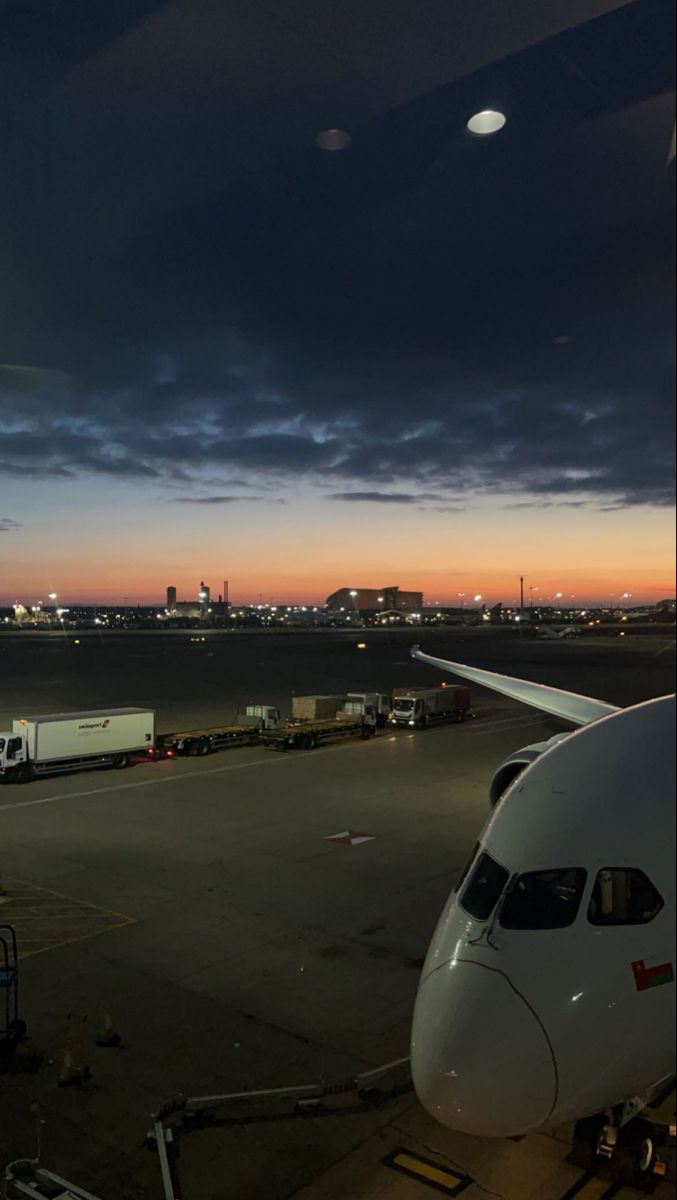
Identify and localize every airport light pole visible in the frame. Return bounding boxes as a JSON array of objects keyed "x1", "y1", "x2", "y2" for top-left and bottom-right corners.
[{"x1": 529, "y1": 586, "x2": 538, "y2": 609}]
